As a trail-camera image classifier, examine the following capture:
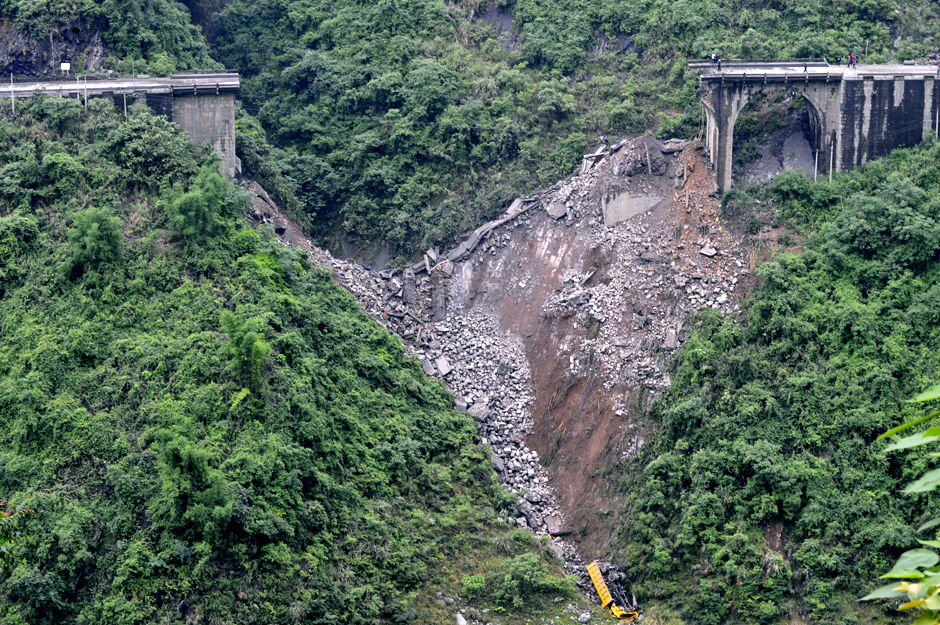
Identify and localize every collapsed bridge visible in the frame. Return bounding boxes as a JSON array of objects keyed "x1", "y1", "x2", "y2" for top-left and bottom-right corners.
[{"x1": 692, "y1": 60, "x2": 940, "y2": 191}]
